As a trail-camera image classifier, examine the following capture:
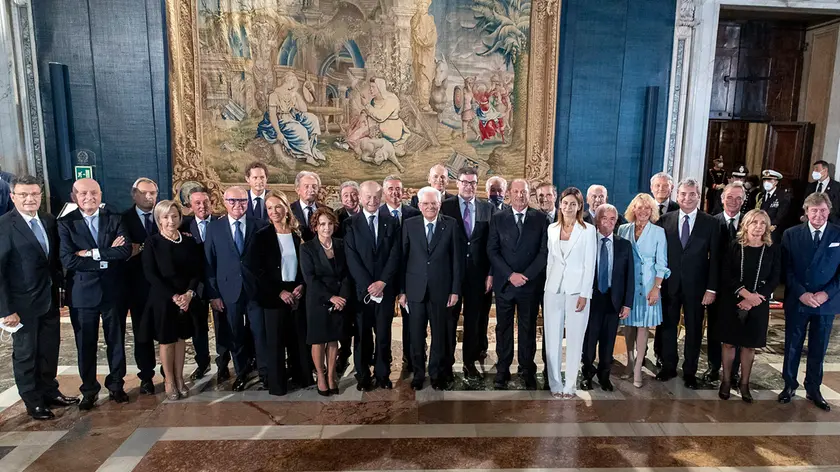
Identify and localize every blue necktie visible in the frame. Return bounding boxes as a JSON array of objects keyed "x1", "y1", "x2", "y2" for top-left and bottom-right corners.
[
  {"x1": 198, "y1": 220, "x2": 207, "y2": 242},
  {"x1": 815, "y1": 229, "x2": 822, "y2": 248},
  {"x1": 598, "y1": 237, "x2": 610, "y2": 293},
  {"x1": 392, "y1": 209, "x2": 400, "y2": 226},
  {"x1": 30, "y1": 218, "x2": 48, "y2": 256},
  {"x1": 143, "y1": 212, "x2": 154, "y2": 235},
  {"x1": 234, "y1": 220, "x2": 244, "y2": 254},
  {"x1": 680, "y1": 215, "x2": 690, "y2": 248},
  {"x1": 86, "y1": 216, "x2": 99, "y2": 247},
  {"x1": 426, "y1": 222, "x2": 434, "y2": 244}
]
